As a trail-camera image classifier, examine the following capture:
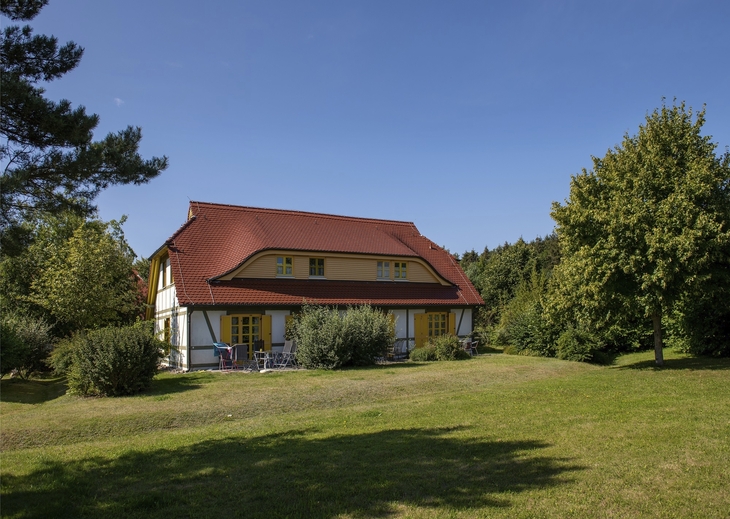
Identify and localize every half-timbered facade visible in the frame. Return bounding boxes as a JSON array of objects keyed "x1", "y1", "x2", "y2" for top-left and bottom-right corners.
[{"x1": 147, "y1": 201, "x2": 483, "y2": 370}]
